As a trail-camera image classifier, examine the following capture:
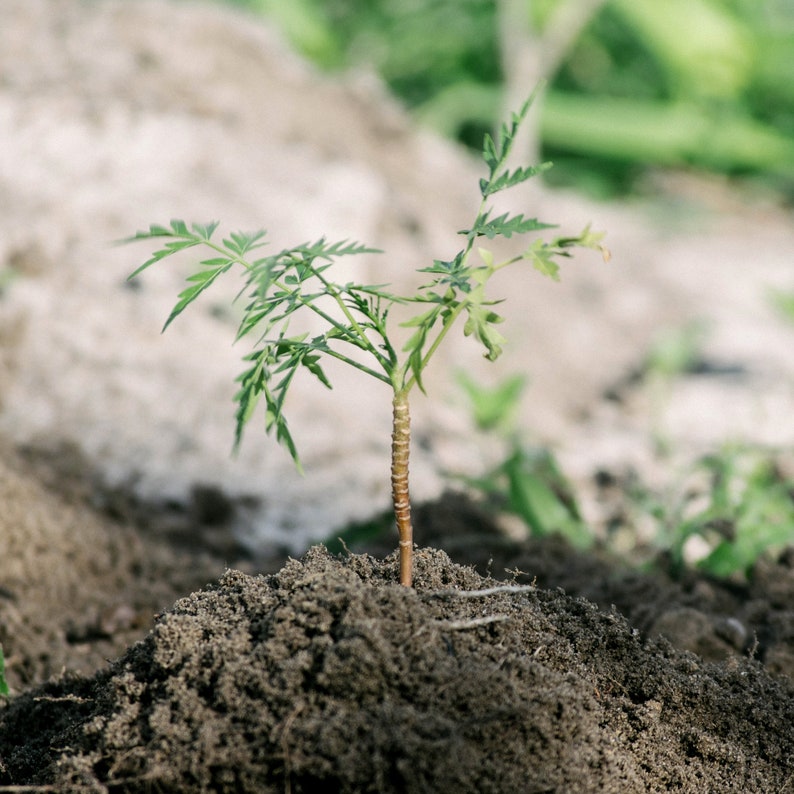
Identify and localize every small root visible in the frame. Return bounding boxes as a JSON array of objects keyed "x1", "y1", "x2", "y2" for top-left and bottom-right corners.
[{"x1": 428, "y1": 584, "x2": 537, "y2": 599}]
